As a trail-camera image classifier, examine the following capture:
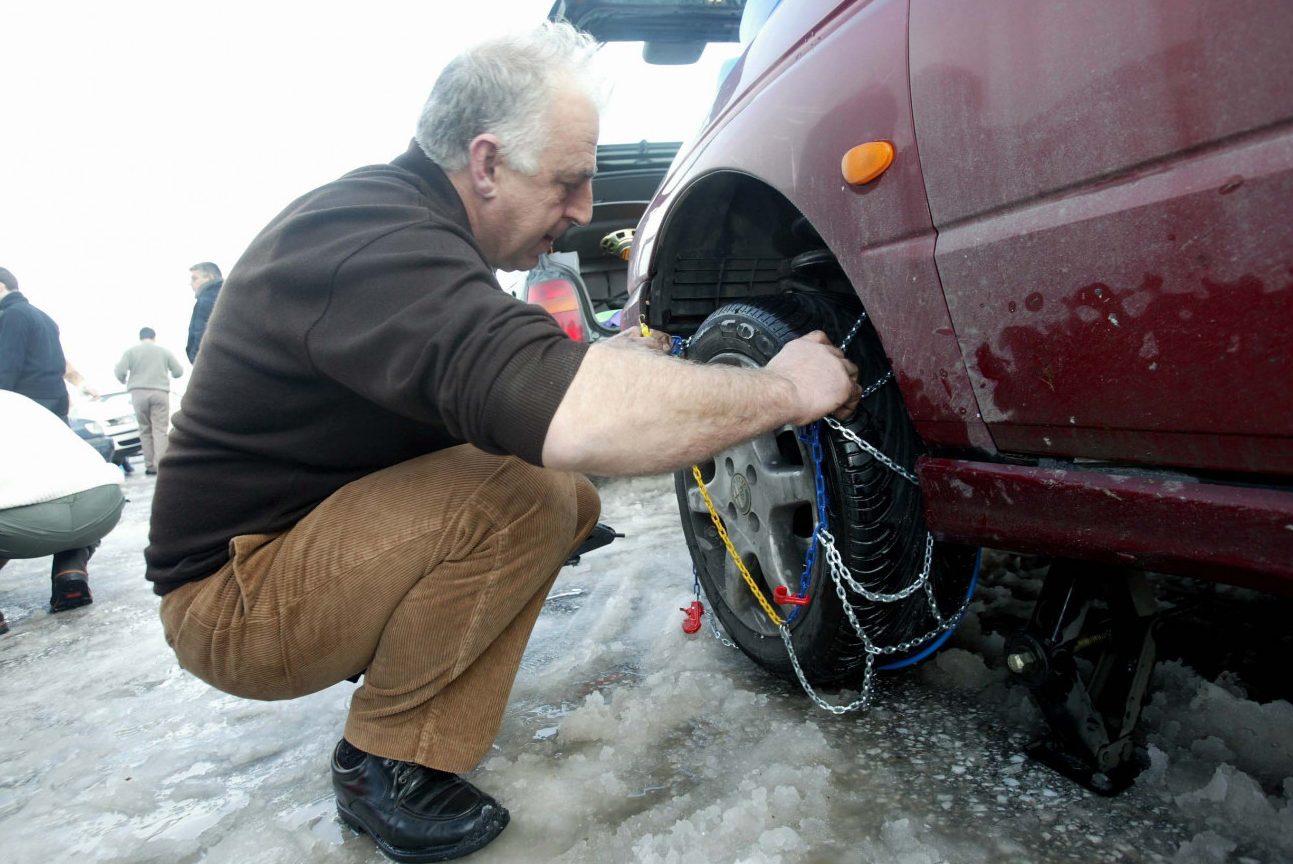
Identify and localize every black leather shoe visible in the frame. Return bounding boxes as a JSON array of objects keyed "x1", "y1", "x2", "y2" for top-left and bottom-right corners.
[{"x1": 332, "y1": 741, "x2": 509, "y2": 862}]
